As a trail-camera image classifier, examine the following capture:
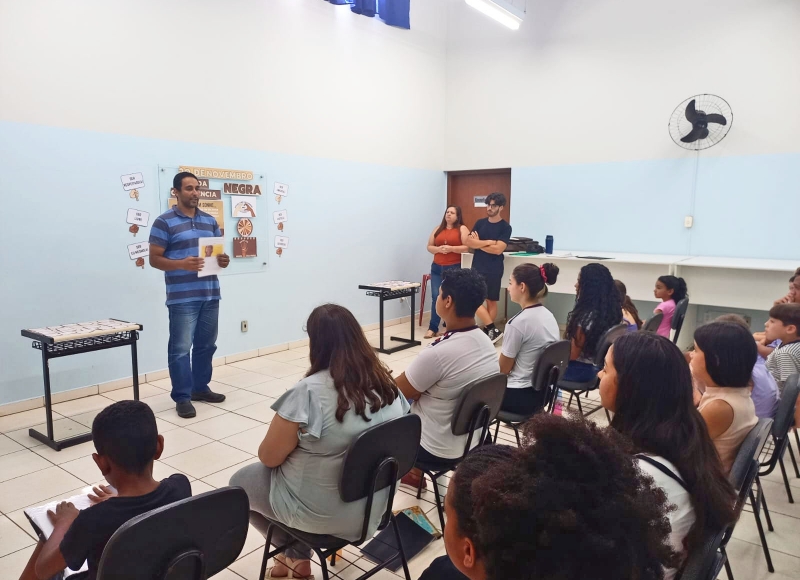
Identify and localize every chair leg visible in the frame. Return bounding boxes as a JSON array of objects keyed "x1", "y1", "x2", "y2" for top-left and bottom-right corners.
[
  {"x1": 723, "y1": 546, "x2": 734, "y2": 580},
  {"x1": 788, "y1": 440, "x2": 800, "y2": 478},
  {"x1": 330, "y1": 551, "x2": 336, "y2": 567},
  {"x1": 779, "y1": 456, "x2": 795, "y2": 503},
  {"x1": 749, "y1": 490, "x2": 775, "y2": 573},
  {"x1": 756, "y1": 478, "x2": 774, "y2": 532},
  {"x1": 493, "y1": 420, "x2": 500, "y2": 444},
  {"x1": 574, "y1": 393, "x2": 584, "y2": 416},
  {"x1": 430, "y1": 474, "x2": 446, "y2": 532},
  {"x1": 314, "y1": 548, "x2": 331, "y2": 580},
  {"x1": 391, "y1": 514, "x2": 413, "y2": 580},
  {"x1": 567, "y1": 393, "x2": 574, "y2": 408},
  {"x1": 512, "y1": 424, "x2": 521, "y2": 447},
  {"x1": 416, "y1": 472, "x2": 424, "y2": 500},
  {"x1": 604, "y1": 408, "x2": 611, "y2": 423},
  {"x1": 260, "y1": 525, "x2": 276, "y2": 580}
]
